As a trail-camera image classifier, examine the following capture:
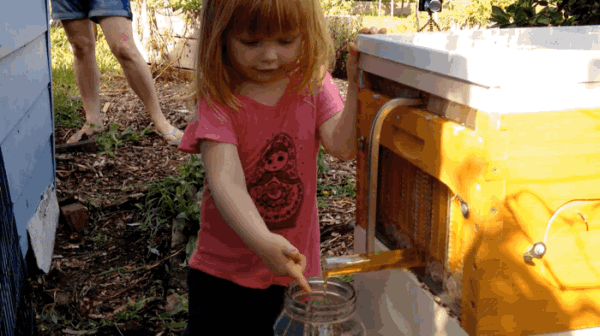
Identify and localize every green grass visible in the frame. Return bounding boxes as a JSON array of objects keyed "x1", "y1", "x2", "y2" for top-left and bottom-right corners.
[{"x1": 50, "y1": 27, "x2": 83, "y2": 129}]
